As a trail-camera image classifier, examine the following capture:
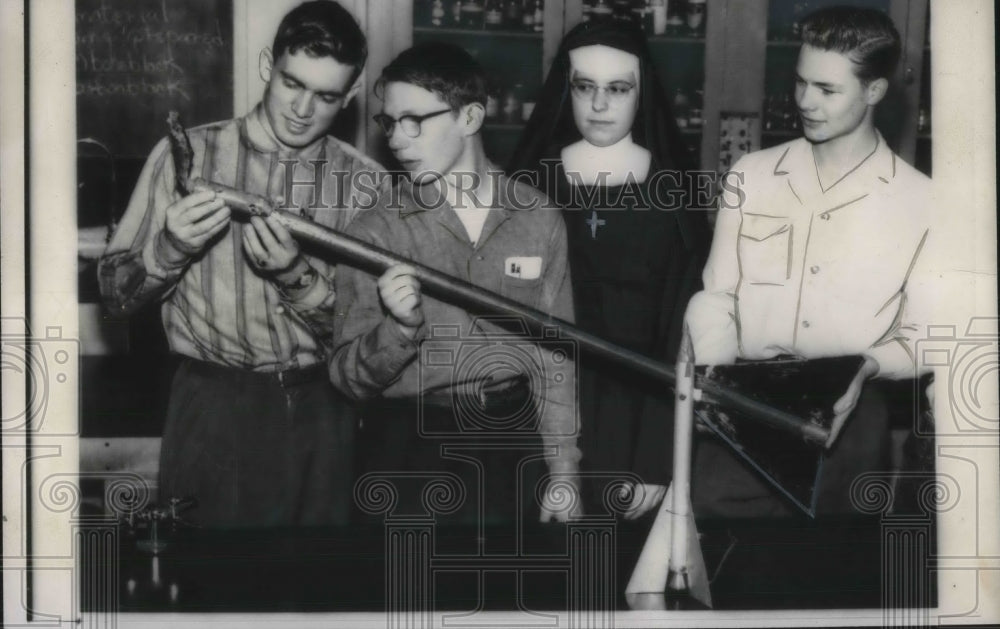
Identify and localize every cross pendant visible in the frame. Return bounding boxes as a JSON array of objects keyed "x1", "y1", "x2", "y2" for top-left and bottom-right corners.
[{"x1": 585, "y1": 210, "x2": 606, "y2": 240}]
